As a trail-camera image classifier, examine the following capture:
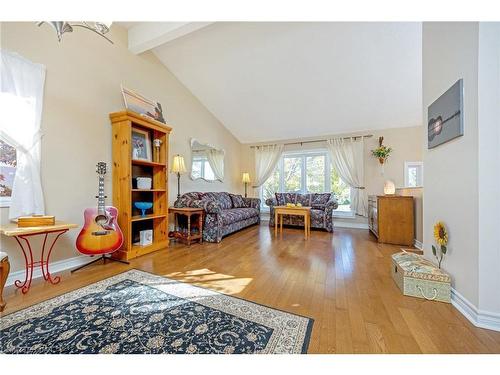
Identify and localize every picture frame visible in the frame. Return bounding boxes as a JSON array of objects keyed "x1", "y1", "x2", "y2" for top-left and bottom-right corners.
[
  {"x1": 131, "y1": 128, "x2": 152, "y2": 161},
  {"x1": 121, "y1": 85, "x2": 166, "y2": 124}
]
